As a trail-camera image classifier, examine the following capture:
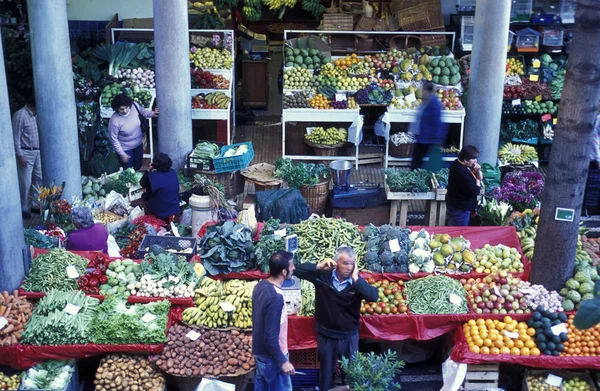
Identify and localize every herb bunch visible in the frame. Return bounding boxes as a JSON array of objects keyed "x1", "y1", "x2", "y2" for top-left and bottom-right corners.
[
  {"x1": 274, "y1": 158, "x2": 329, "y2": 189},
  {"x1": 339, "y1": 350, "x2": 404, "y2": 391}
]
